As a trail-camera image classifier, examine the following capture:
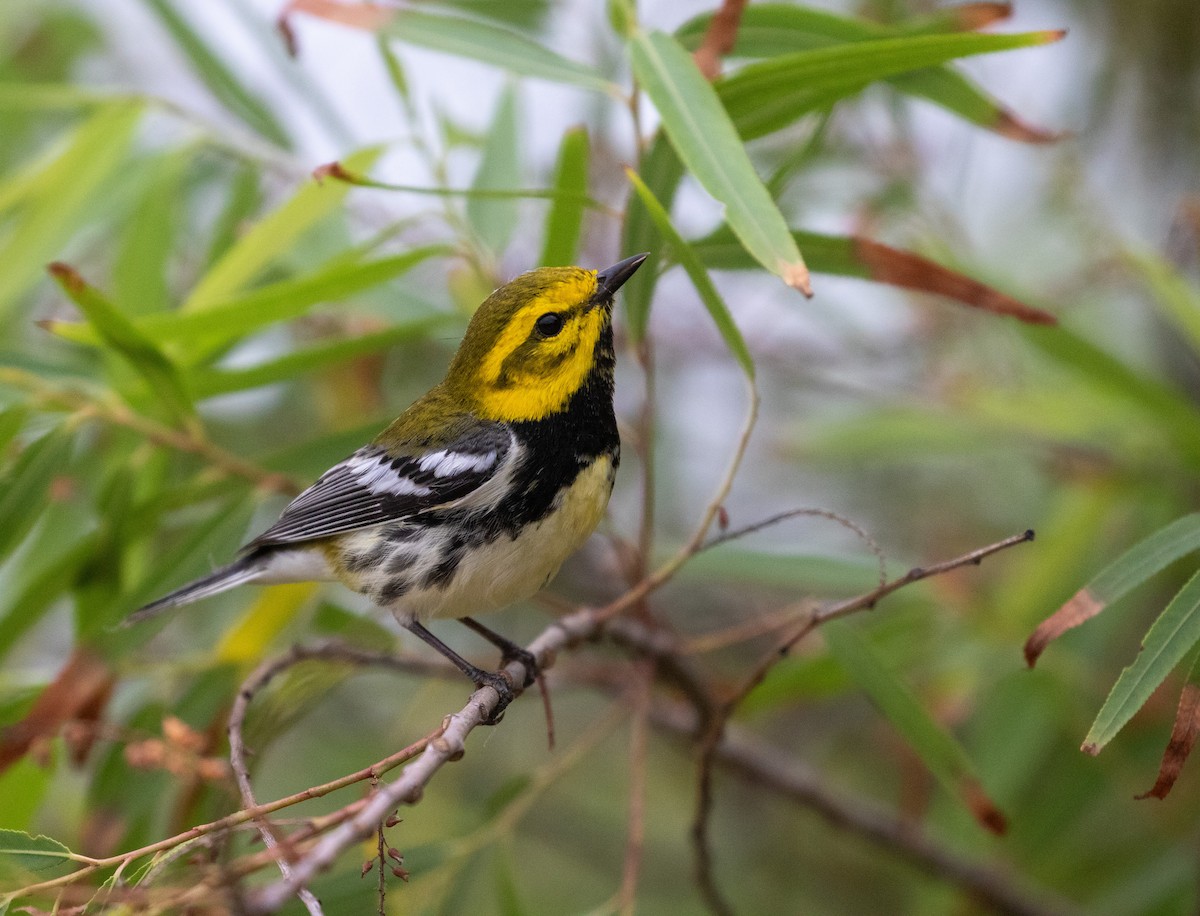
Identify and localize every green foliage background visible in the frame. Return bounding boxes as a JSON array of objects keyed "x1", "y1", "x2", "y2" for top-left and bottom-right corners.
[{"x1": 1, "y1": 0, "x2": 1199, "y2": 913}]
